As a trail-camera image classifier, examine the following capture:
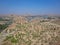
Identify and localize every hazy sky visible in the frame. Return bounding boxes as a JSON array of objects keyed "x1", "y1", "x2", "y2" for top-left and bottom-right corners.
[{"x1": 0, "y1": 0, "x2": 60, "y2": 15}]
